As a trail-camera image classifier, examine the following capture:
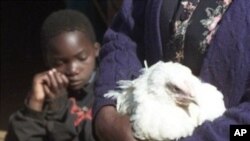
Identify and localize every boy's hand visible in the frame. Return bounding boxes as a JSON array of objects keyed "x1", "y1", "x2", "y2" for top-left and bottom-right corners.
[
  {"x1": 28, "y1": 69, "x2": 68, "y2": 112},
  {"x1": 43, "y1": 69, "x2": 68, "y2": 100}
]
